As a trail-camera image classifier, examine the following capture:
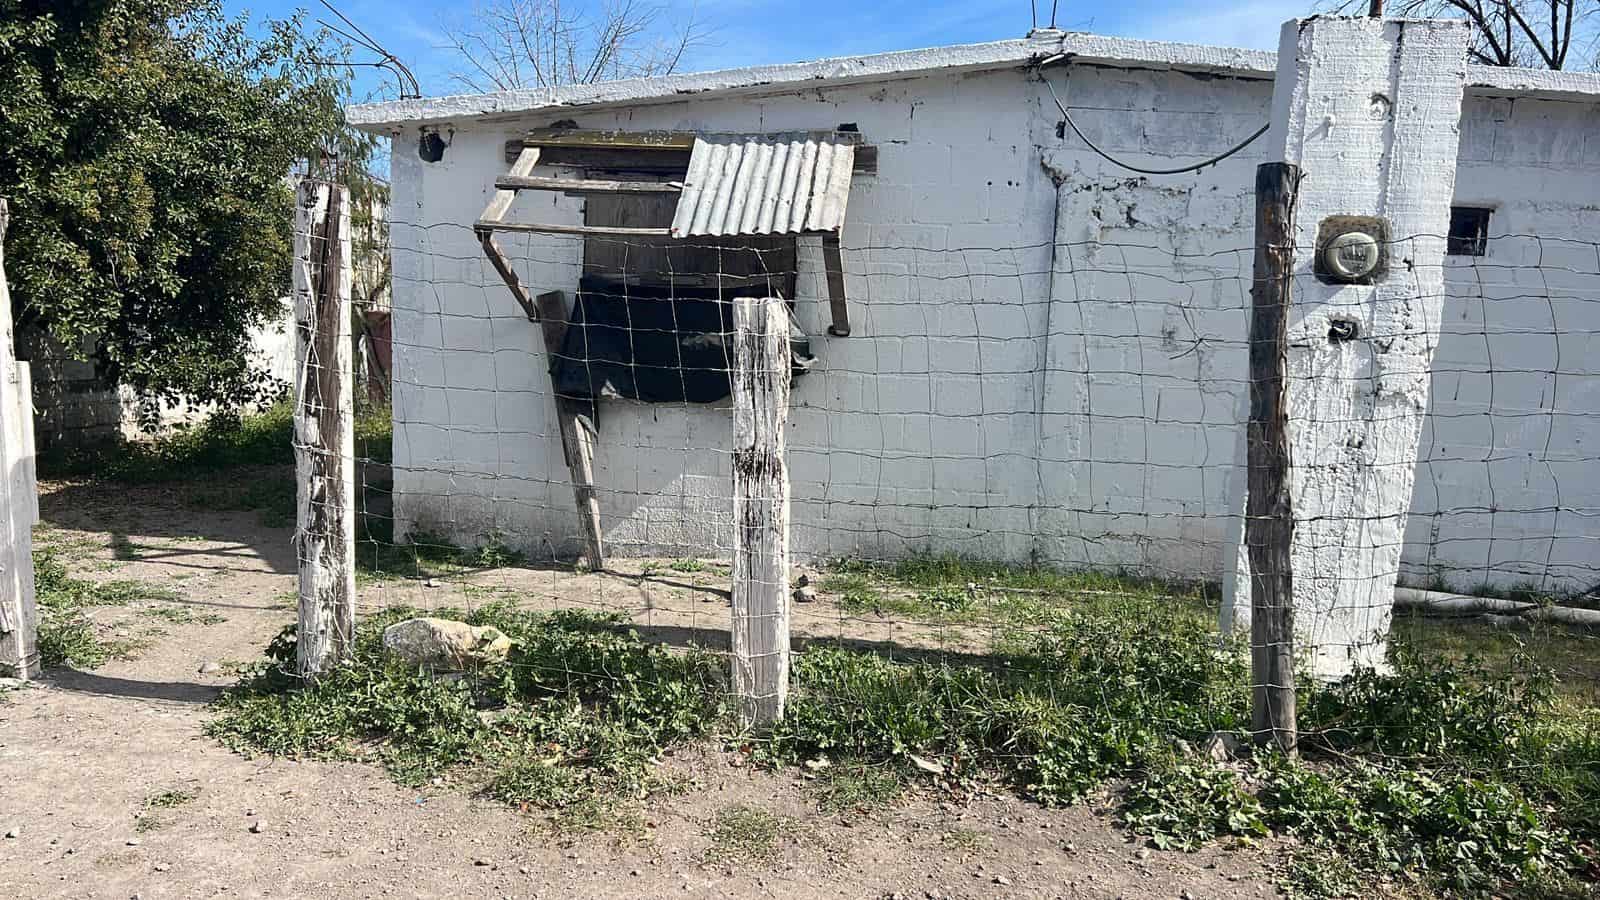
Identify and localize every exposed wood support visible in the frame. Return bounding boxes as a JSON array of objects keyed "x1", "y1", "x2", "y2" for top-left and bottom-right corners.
[
  {"x1": 482, "y1": 146, "x2": 541, "y2": 223},
  {"x1": 293, "y1": 180, "x2": 357, "y2": 683},
  {"x1": 505, "y1": 134, "x2": 878, "y2": 175},
  {"x1": 476, "y1": 220, "x2": 673, "y2": 238},
  {"x1": 822, "y1": 234, "x2": 851, "y2": 337},
  {"x1": 1246, "y1": 161, "x2": 1301, "y2": 755},
  {"x1": 0, "y1": 199, "x2": 38, "y2": 680},
  {"x1": 479, "y1": 233, "x2": 539, "y2": 321},
  {"x1": 730, "y1": 295, "x2": 792, "y2": 727},
  {"x1": 494, "y1": 175, "x2": 683, "y2": 195},
  {"x1": 534, "y1": 290, "x2": 604, "y2": 568}
]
